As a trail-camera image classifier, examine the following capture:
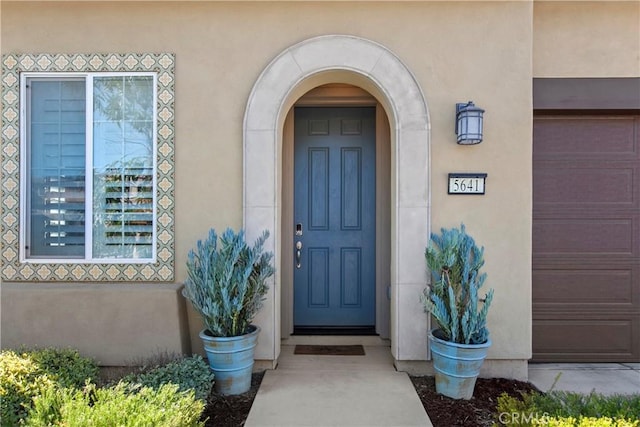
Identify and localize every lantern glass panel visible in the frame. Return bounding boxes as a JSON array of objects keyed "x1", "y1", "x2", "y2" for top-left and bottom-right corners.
[{"x1": 456, "y1": 102, "x2": 484, "y2": 145}]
